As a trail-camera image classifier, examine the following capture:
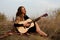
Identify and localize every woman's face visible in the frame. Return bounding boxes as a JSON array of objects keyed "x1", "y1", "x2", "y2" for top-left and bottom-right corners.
[{"x1": 21, "y1": 7, "x2": 26, "y2": 15}]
